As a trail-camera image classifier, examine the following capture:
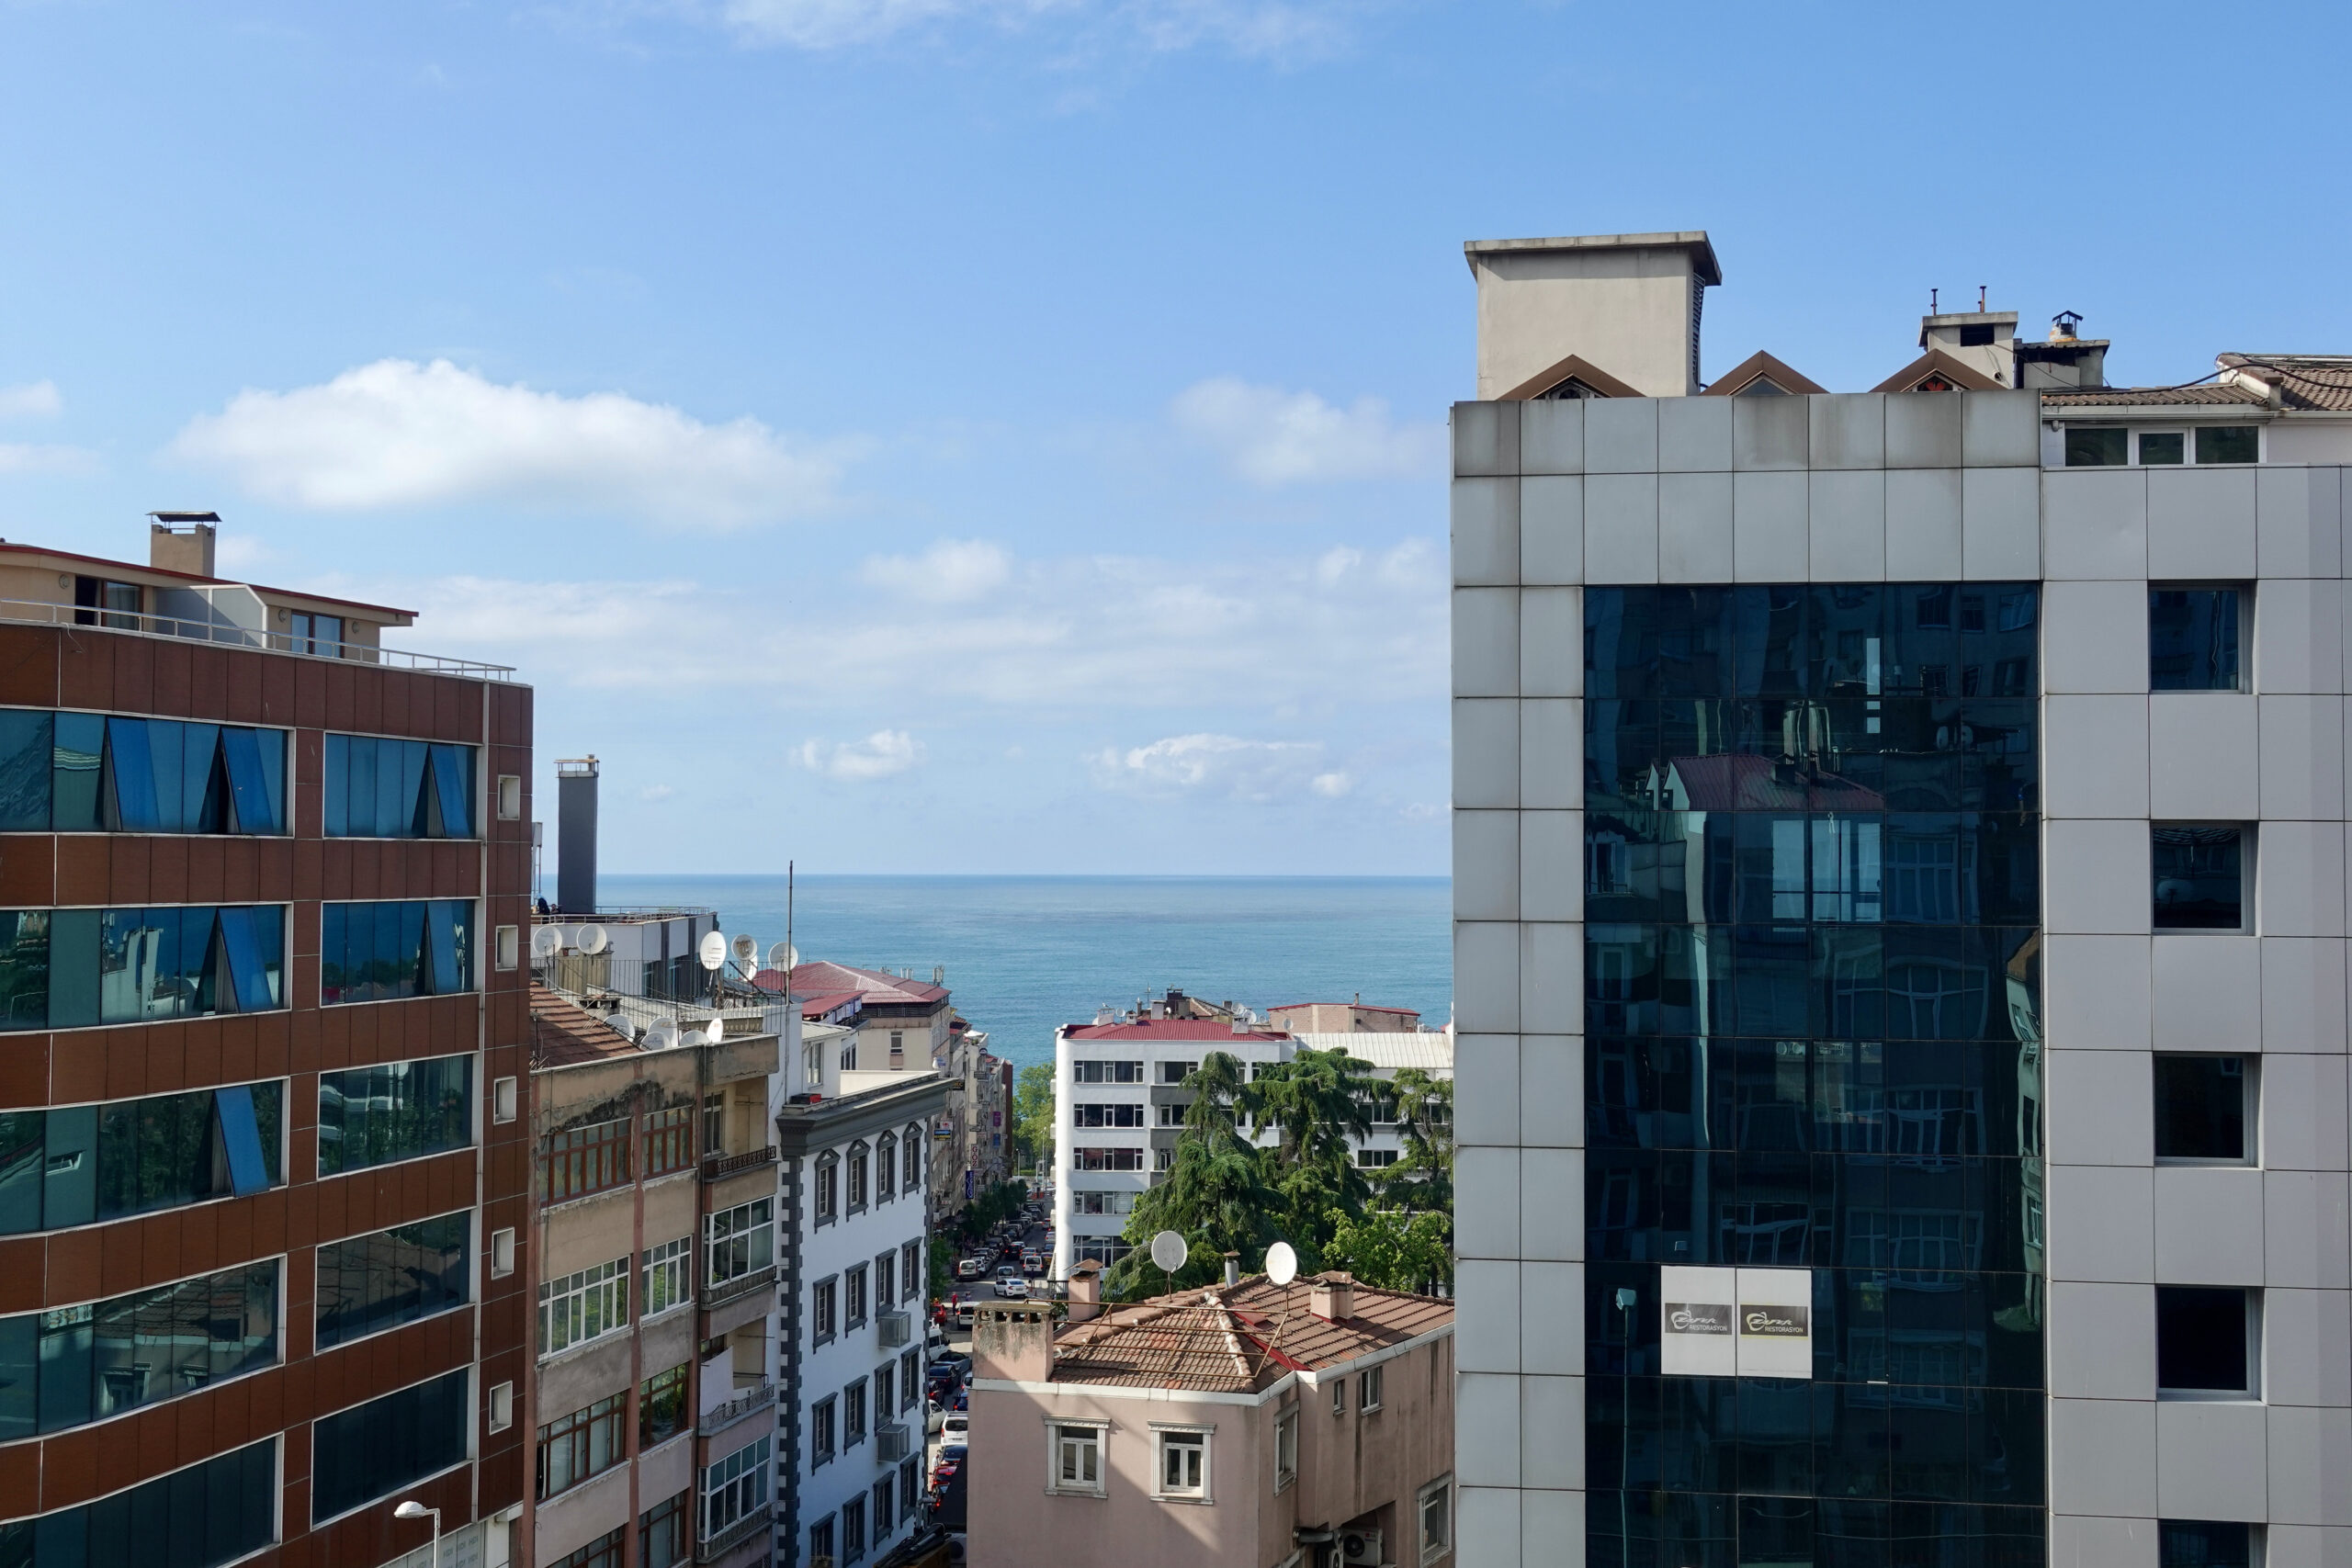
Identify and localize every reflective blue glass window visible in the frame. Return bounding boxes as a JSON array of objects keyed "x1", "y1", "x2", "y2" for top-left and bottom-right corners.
[
  {"x1": 315, "y1": 1211, "x2": 469, "y2": 1348},
  {"x1": 324, "y1": 734, "x2": 479, "y2": 839},
  {"x1": 0, "y1": 710, "x2": 284, "y2": 835},
  {"x1": 311, "y1": 1368, "x2": 469, "y2": 1524},
  {"x1": 316, "y1": 1055, "x2": 472, "y2": 1177},
  {"x1": 0, "y1": 905, "x2": 285, "y2": 1031},
  {"x1": 0, "y1": 1260, "x2": 279, "y2": 1437},
  {"x1": 322, "y1": 899, "x2": 473, "y2": 1005},
  {"x1": 0, "y1": 1438, "x2": 276, "y2": 1568}
]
